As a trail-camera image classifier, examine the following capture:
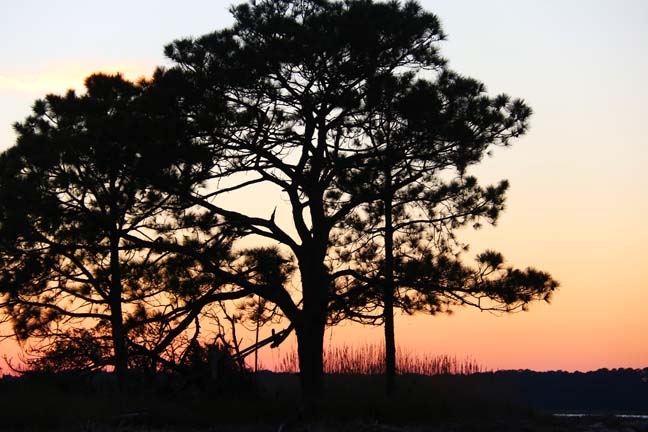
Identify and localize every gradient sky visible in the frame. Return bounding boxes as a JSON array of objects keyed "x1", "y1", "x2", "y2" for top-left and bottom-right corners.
[{"x1": 1, "y1": 1, "x2": 646, "y2": 373}]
